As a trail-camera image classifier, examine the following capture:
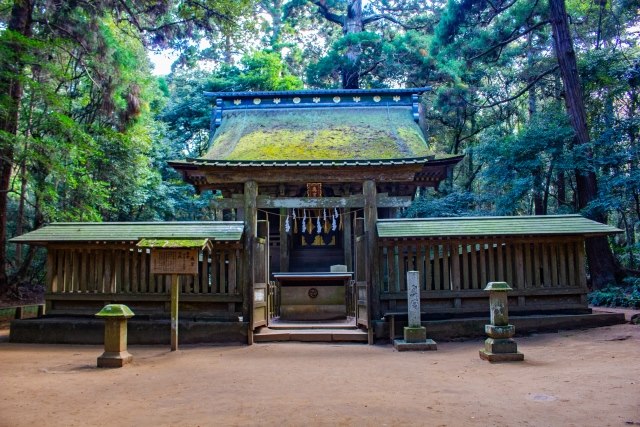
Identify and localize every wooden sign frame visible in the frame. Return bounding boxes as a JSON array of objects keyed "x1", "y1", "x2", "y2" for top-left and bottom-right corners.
[{"x1": 150, "y1": 249, "x2": 199, "y2": 275}]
